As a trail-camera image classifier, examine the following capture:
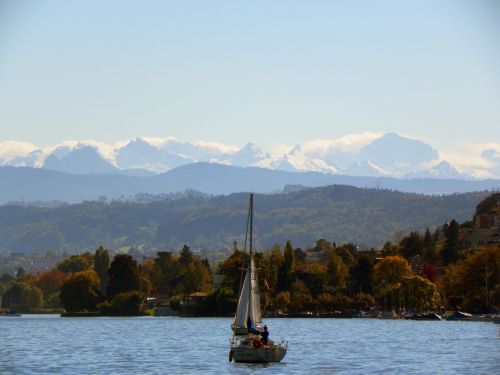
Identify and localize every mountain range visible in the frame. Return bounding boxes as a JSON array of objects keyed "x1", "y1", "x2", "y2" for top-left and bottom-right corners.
[
  {"x1": 1, "y1": 163, "x2": 500, "y2": 204},
  {"x1": 2, "y1": 133, "x2": 499, "y2": 180}
]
